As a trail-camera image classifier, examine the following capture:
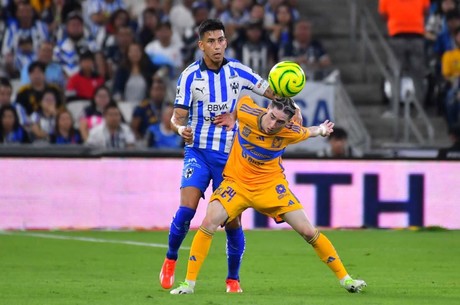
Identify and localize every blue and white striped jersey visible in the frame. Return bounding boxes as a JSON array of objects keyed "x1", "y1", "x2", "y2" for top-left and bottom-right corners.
[
  {"x1": 175, "y1": 58, "x2": 269, "y2": 153},
  {"x1": 1, "y1": 20, "x2": 49, "y2": 55}
]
